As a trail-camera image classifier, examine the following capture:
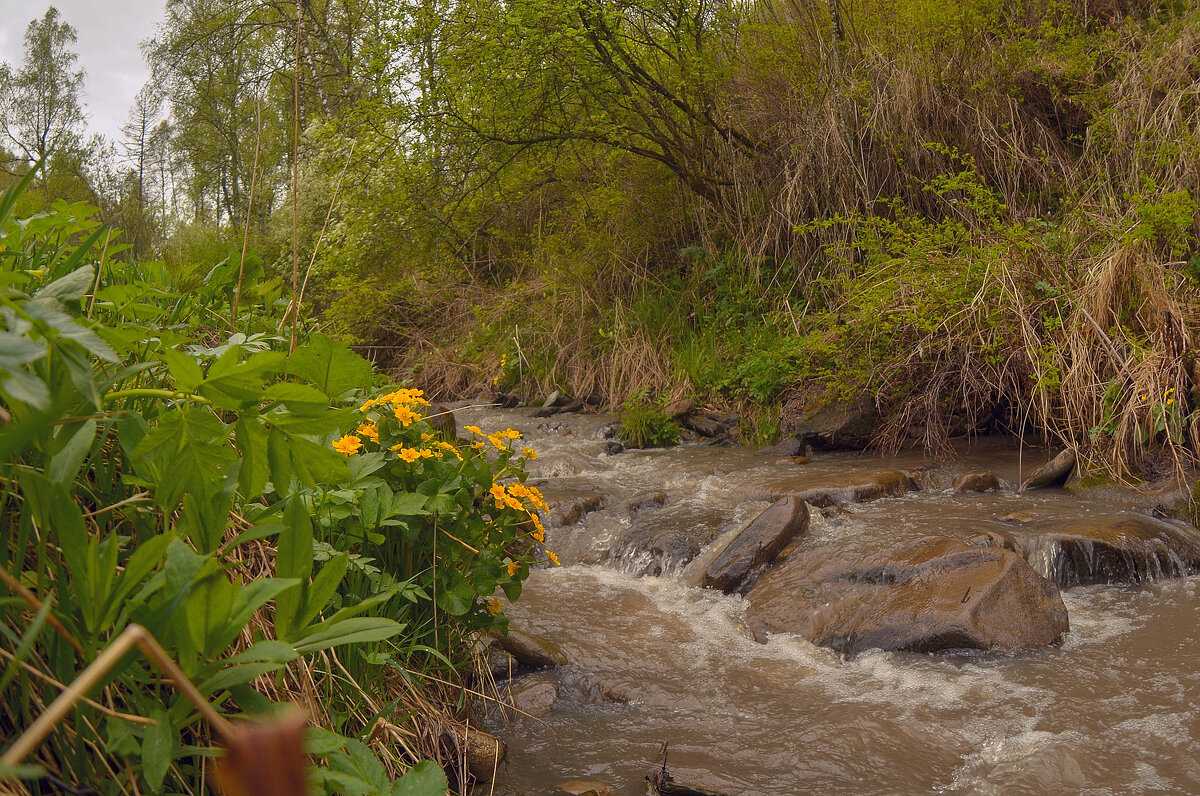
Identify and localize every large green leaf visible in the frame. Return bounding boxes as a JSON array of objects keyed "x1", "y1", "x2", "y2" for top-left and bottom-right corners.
[
  {"x1": 391, "y1": 760, "x2": 449, "y2": 796},
  {"x1": 273, "y1": 496, "x2": 313, "y2": 640},
  {"x1": 292, "y1": 617, "x2": 405, "y2": 654},
  {"x1": 285, "y1": 333, "x2": 372, "y2": 398}
]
